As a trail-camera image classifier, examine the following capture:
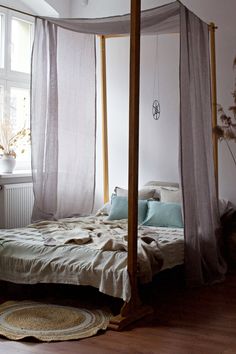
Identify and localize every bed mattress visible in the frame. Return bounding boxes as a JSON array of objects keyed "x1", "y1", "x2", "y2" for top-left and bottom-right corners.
[{"x1": 0, "y1": 216, "x2": 184, "y2": 301}]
